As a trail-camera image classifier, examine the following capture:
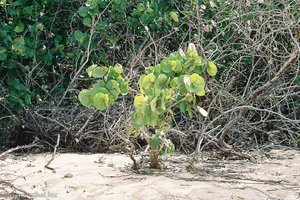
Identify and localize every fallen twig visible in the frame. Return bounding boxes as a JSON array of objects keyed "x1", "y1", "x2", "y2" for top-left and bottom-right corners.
[
  {"x1": 44, "y1": 134, "x2": 60, "y2": 173},
  {"x1": 0, "y1": 143, "x2": 39, "y2": 160}
]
